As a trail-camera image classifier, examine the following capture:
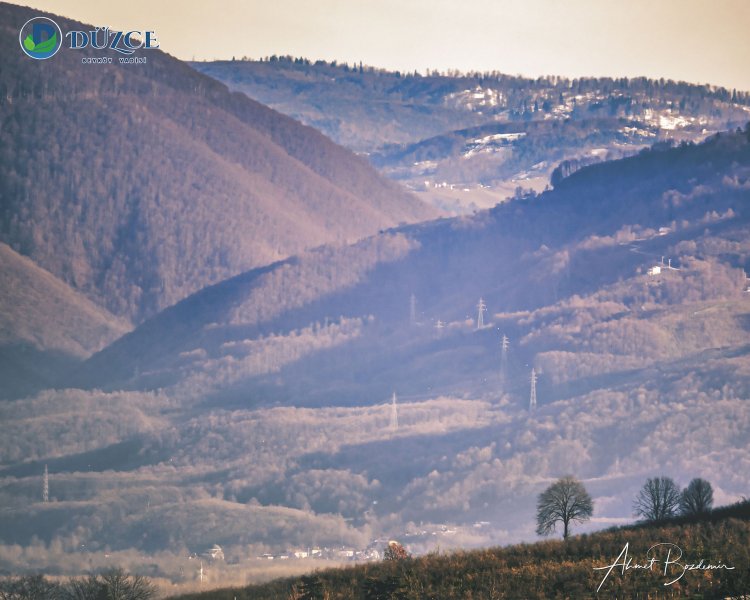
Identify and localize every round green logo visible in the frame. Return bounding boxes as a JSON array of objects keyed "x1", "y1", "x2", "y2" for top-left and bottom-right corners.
[{"x1": 19, "y1": 17, "x2": 62, "y2": 60}]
